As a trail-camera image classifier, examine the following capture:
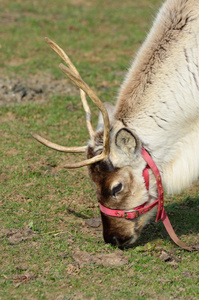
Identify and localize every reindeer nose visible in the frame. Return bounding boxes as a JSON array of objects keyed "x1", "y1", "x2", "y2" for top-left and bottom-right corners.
[
  {"x1": 104, "y1": 234, "x2": 120, "y2": 246},
  {"x1": 110, "y1": 235, "x2": 120, "y2": 246},
  {"x1": 104, "y1": 235, "x2": 132, "y2": 250},
  {"x1": 101, "y1": 213, "x2": 134, "y2": 248},
  {"x1": 104, "y1": 234, "x2": 130, "y2": 247}
]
